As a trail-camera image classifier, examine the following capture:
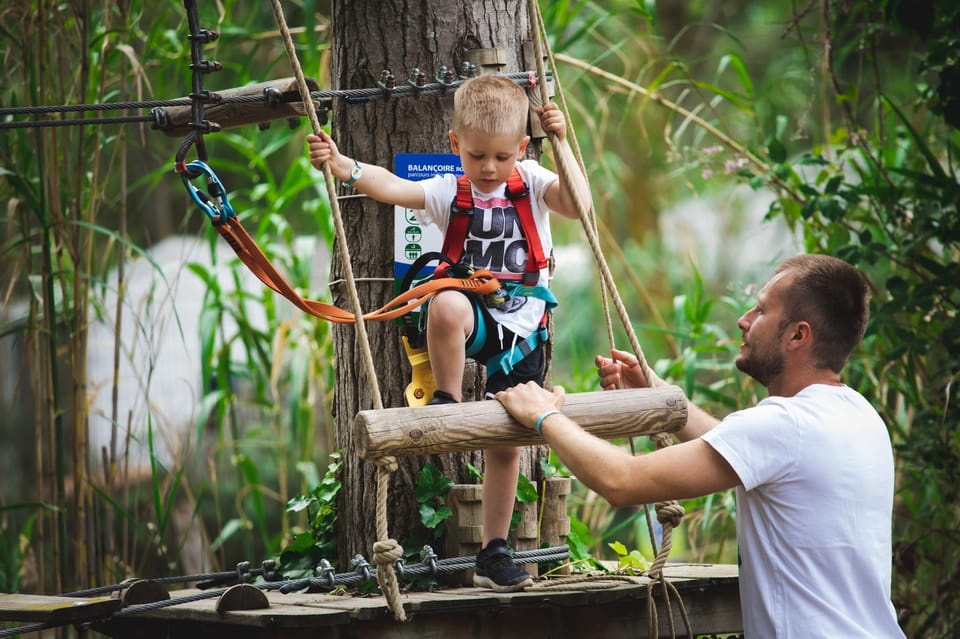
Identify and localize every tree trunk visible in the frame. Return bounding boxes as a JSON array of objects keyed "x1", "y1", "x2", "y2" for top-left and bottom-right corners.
[{"x1": 330, "y1": 0, "x2": 548, "y2": 567}]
